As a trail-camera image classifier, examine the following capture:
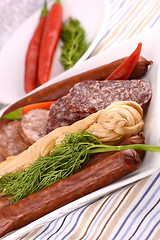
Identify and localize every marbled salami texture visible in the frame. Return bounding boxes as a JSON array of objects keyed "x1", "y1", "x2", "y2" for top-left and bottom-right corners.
[{"x1": 47, "y1": 80, "x2": 152, "y2": 132}]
